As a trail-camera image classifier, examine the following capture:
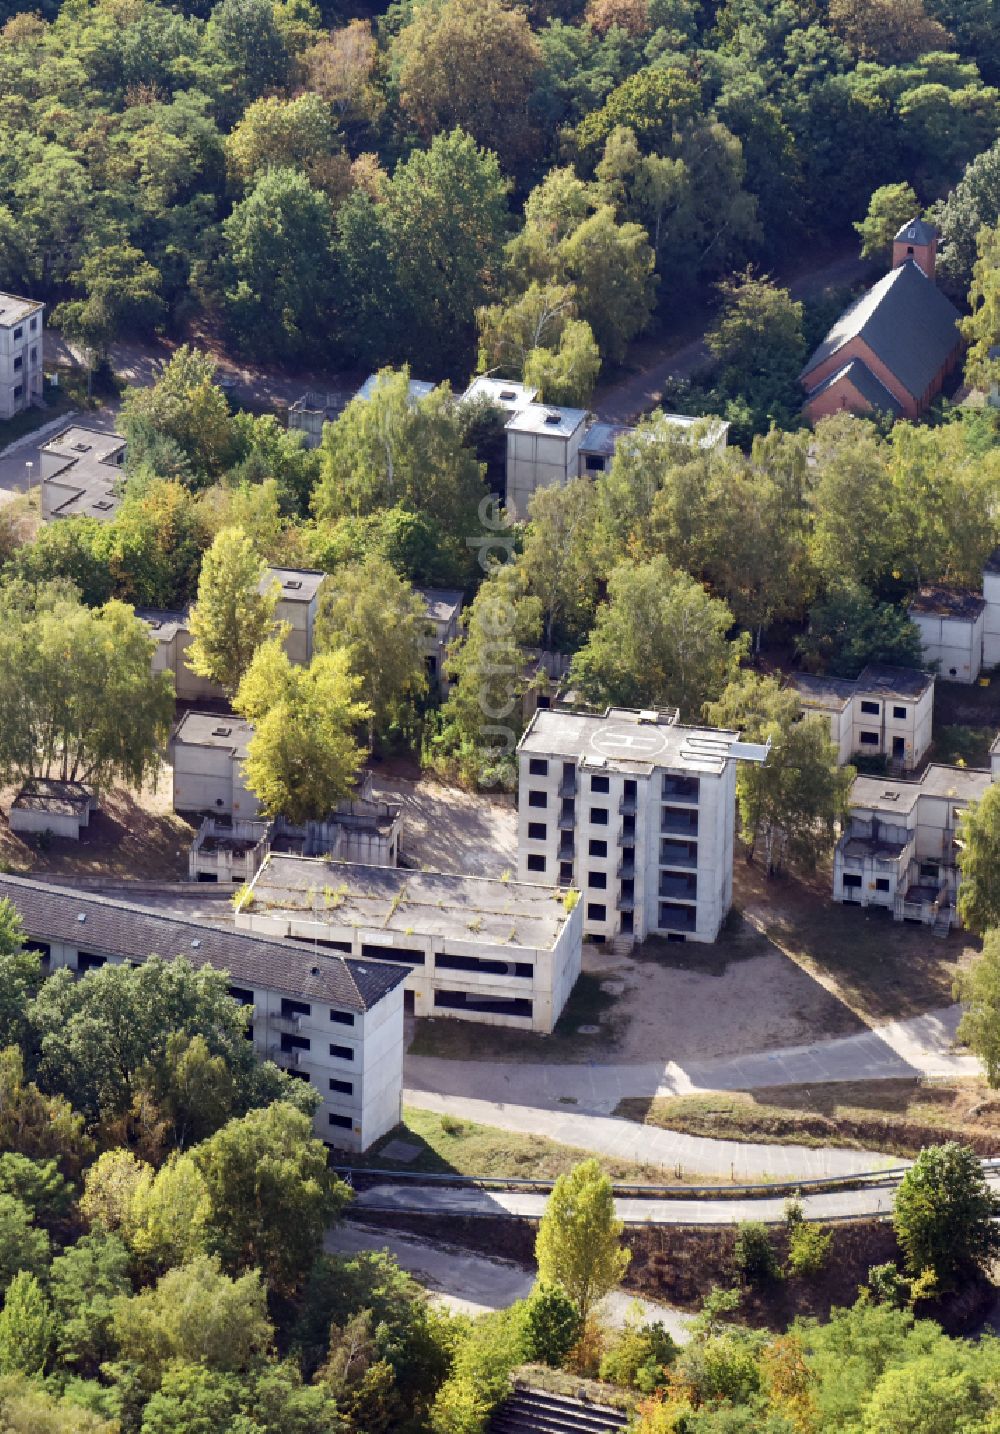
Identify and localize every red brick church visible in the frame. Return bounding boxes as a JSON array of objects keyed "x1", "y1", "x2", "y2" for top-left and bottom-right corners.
[{"x1": 800, "y1": 219, "x2": 964, "y2": 424}]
